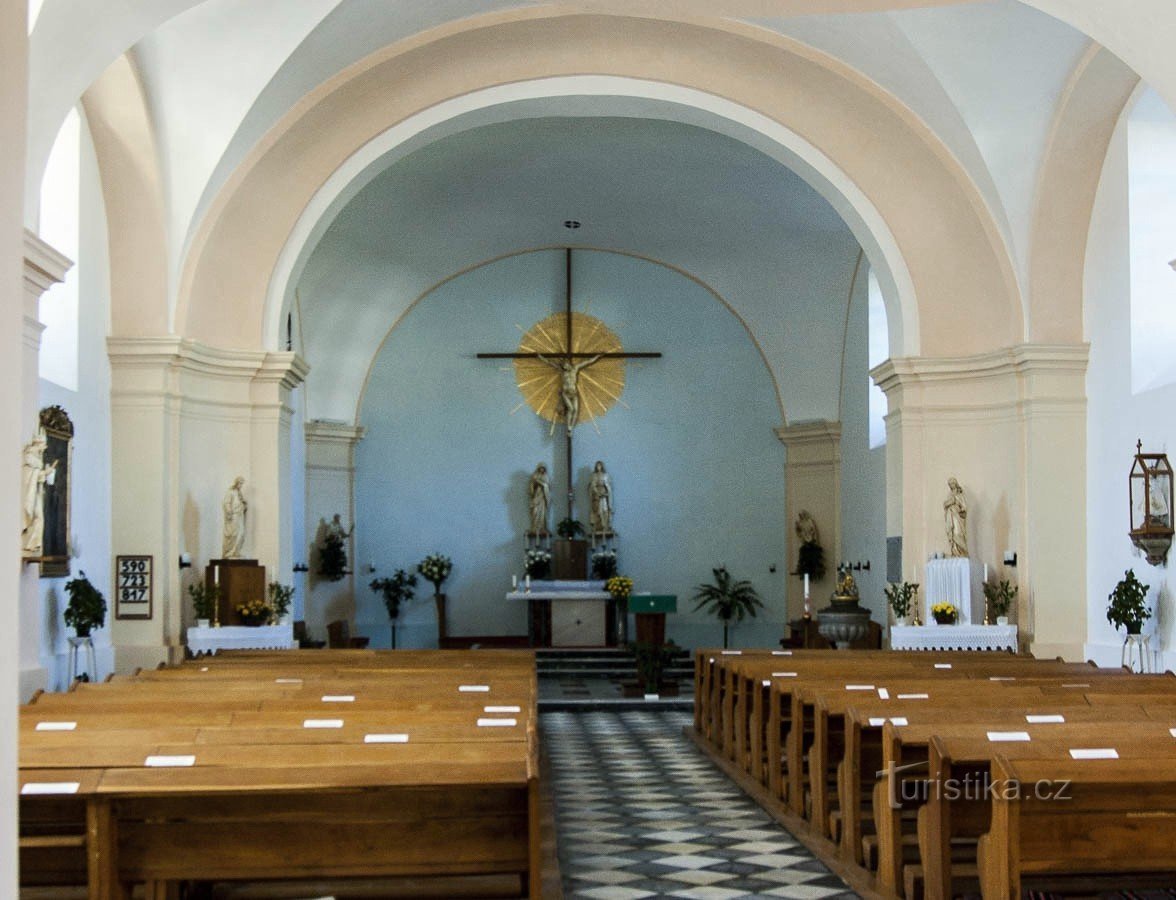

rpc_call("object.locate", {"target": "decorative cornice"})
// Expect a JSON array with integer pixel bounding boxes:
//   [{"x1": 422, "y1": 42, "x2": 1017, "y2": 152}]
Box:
[
  {"x1": 107, "y1": 336, "x2": 310, "y2": 387},
  {"x1": 23, "y1": 228, "x2": 72, "y2": 297},
  {"x1": 774, "y1": 419, "x2": 842, "y2": 448},
  {"x1": 871, "y1": 343, "x2": 1089, "y2": 393},
  {"x1": 304, "y1": 421, "x2": 366, "y2": 447}
]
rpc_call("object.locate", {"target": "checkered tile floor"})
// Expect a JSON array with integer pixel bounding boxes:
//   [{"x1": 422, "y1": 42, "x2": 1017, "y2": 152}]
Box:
[{"x1": 544, "y1": 710, "x2": 858, "y2": 899}]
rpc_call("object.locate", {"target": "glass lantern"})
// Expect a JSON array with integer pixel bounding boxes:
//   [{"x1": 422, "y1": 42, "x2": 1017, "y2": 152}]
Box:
[{"x1": 1129, "y1": 440, "x2": 1173, "y2": 565}]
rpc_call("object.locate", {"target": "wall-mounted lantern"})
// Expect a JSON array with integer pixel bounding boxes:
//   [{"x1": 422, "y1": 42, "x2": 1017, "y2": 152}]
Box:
[{"x1": 1129, "y1": 440, "x2": 1173, "y2": 565}]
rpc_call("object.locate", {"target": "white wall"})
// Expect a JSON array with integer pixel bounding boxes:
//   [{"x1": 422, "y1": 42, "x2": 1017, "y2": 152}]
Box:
[
  {"x1": 31, "y1": 110, "x2": 113, "y2": 693},
  {"x1": 1085, "y1": 97, "x2": 1176, "y2": 668}
]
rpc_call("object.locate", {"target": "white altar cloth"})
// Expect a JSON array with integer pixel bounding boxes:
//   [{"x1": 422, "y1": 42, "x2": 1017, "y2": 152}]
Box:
[
  {"x1": 891, "y1": 624, "x2": 1018, "y2": 652},
  {"x1": 924, "y1": 557, "x2": 981, "y2": 625},
  {"x1": 188, "y1": 624, "x2": 295, "y2": 655}
]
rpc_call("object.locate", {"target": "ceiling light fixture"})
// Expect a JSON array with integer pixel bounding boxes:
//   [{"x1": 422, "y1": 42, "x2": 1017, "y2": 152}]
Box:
[{"x1": 563, "y1": 220, "x2": 581, "y2": 229}]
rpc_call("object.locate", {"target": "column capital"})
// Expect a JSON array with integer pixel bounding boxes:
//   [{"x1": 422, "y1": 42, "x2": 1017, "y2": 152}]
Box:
[
  {"x1": 23, "y1": 228, "x2": 71, "y2": 299},
  {"x1": 305, "y1": 421, "x2": 365, "y2": 472},
  {"x1": 774, "y1": 420, "x2": 842, "y2": 468}
]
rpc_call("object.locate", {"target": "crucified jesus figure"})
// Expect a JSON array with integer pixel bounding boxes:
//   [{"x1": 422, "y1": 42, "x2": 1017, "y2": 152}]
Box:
[{"x1": 536, "y1": 353, "x2": 603, "y2": 432}]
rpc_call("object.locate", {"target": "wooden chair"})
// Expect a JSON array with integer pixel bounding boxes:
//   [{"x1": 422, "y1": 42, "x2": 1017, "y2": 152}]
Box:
[
  {"x1": 326, "y1": 619, "x2": 369, "y2": 649},
  {"x1": 292, "y1": 620, "x2": 325, "y2": 649}
]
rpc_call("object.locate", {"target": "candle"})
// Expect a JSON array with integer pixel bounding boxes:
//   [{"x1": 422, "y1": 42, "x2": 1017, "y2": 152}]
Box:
[
  {"x1": 984, "y1": 564, "x2": 989, "y2": 582},
  {"x1": 803, "y1": 573, "x2": 810, "y2": 599},
  {"x1": 525, "y1": 574, "x2": 531, "y2": 590},
  {"x1": 511, "y1": 575, "x2": 518, "y2": 590}
]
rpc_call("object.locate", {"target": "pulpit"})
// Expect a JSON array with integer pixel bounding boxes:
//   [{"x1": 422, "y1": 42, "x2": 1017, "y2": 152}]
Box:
[{"x1": 628, "y1": 594, "x2": 677, "y2": 646}]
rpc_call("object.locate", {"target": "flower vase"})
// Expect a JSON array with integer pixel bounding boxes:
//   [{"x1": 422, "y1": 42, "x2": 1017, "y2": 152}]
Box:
[
  {"x1": 996, "y1": 615, "x2": 1009, "y2": 626},
  {"x1": 196, "y1": 618, "x2": 210, "y2": 629}
]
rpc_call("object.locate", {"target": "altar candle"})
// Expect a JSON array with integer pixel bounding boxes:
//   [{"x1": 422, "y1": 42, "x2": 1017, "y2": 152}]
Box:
[
  {"x1": 525, "y1": 574, "x2": 531, "y2": 590},
  {"x1": 803, "y1": 573, "x2": 810, "y2": 599},
  {"x1": 984, "y1": 564, "x2": 989, "y2": 581},
  {"x1": 512, "y1": 574, "x2": 518, "y2": 590}
]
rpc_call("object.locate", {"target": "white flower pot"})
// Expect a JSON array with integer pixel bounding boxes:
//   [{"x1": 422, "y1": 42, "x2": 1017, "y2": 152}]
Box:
[
  {"x1": 196, "y1": 618, "x2": 210, "y2": 629},
  {"x1": 996, "y1": 615, "x2": 1009, "y2": 626}
]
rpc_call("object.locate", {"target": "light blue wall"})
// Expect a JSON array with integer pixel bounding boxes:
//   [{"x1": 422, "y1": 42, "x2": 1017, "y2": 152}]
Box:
[{"x1": 355, "y1": 249, "x2": 787, "y2": 649}]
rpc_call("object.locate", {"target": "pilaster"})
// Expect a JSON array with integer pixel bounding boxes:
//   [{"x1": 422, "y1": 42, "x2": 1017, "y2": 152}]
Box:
[
  {"x1": 775, "y1": 420, "x2": 841, "y2": 620},
  {"x1": 304, "y1": 422, "x2": 365, "y2": 641}
]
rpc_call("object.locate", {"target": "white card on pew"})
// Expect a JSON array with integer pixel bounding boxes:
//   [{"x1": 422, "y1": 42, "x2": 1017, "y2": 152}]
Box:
[
  {"x1": 1170, "y1": 728, "x2": 1176, "y2": 738},
  {"x1": 1027, "y1": 714, "x2": 1066, "y2": 724},
  {"x1": 1070, "y1": 748, "x2": 1118, "y2": 759},
  {"x1": 275, "y1": 678, "x2": 302, "y2": 684},
  {"x1": 773, "y1": 672, "x2": 798, "y2": 677},
  {"x1": 36, "y1": 721, "x2": 77, "y2": 731},
  {"x1": 846, "y1": 684, "x2": 875, "y2": 690},
  {"x1": 644, "y1": 694, "x2": 659, "y2": 701},
  {"x1": 200, "y1": 667, "x2": 209, "y2": 672},
  {"x1": 890, "y1": 717, "x2": 909, "y2": 726},
  {"x1": 877, "y1": 688, "x2": 890, "y2": 699},
  {"x1": 321, "y1": 695, "x2": 355, "y2": 702},
  {"x1": 989, "y1": 676, "x2": 1016, "y2": 681},
  {"x1": 762, "y1": 680, "x2": 771, "y2": 687},
  {"x1": 459, "y1": 685, "x2": 490, "y2": 692},
  {"x1": 145, "y1": 755, "x2": 196, "y2": 767},
  {"x1": 869, "y1": 717, "x2": 909, "y2": 727},
  {"x1": 898, "y1": 693, "x2": 929, "y2": 699},
  {"x1": 364, "y1": 733, "x2": 409, "y2": 743},
  {"x1": 987, "y1": 731, "x2": 1031, "y2": 742},
  {"x1": 721, "y1": 650, "x2": 742, "y2": 655},
  {"x1": 22, "y1": 782, "x2": 79, "y2": 795},
  {"x1": 303, "y1": 719, "x2": 344, "y2": 729},
  {"x1": 1061, "y1": 683, "x2": 1091, "y2": 688},
  {"x1": 772, "y1": 650, "x2": 793, "y2": 656},
  {"x1": 484, "y1": 706, "x2": 521, "y2": 714},
  {"x1": 934, "y1": 663, "x2": 952, "y2": 669},
  {"x1": 477, "y1": 718, "x2": 517, "y2": 727}
]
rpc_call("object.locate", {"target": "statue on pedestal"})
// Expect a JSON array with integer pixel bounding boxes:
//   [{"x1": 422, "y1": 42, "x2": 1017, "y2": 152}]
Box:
[
  {"x1": 21, "y1": 427, "x2": 56, "y2": 557},
  {"x1": 528, "y1": 464, "x2": 550, "y2": 535},
  {"x1": 222, "y1": 477, "x2": 247, "y2": 559},
  {"x1": 589, "y1": 460, "x2": 612, "y2": 535},
  {"x1": 944, "y1": 477, "x2": 968, "y2": 558}
]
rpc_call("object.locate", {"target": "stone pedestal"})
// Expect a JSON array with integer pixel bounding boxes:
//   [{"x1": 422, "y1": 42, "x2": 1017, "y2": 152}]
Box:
[
  {"x1": 207, "y1": 559, "x2": 266, "y2": 626},
  {"x1": 817, "y1": 597, "x2": 871, "y2": 650}
]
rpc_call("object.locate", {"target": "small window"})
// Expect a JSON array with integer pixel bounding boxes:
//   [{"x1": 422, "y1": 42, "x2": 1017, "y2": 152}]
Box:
[
  {"x1": 38, "y1": 108, "x2": 81, "y2": 391},
  {"x1": 867, "y1": 268, "x2": 889, "y2": 449}
]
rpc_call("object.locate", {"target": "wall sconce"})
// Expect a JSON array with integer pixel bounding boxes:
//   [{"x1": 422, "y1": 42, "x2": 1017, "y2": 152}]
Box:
[
  {"x1": 1129, "y1": 439, "x2": 1173, "y2": 565},
  {"x1": 293, "y1": 563, "x2": 309, "y2": 573},
  {"x1": 178, "y1": 553, "x2": 192, "y2": 570}
]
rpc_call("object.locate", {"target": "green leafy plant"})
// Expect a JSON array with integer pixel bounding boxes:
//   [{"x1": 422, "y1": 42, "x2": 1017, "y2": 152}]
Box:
[
  {"x1": 188, "y1": 581, "x2": 220, "y2": 621},
  {"x1": 318, "y1": 529, "x2": 347, "y2": 582},
  {"x1": 796, "y1": 542, "x2": 826, "y2": 580},
  {"x1": 267, "y1": 581, "x2": 294, "y2": 620},
  {"x1": 591, "y1": 549, "x2": 618, "y2": 580},
  {"x1": 631, "y1": 640, "x2": 678, "y2": 693},
  {"x1": 884, "y1": 581, "x2": 919, "y2": 619},
  {"x1": 556, "y1": 517, "x2": 585, "y2": 539},
  {"x1": 1107, "y1": 569, "x2": 1151, "y2": 633},
  {"x1": 982, "y1": 579, "x2": 1018, "y2": 618},
  {"x1": 63, "y1": 571, "x2": 107, "y2": 637},
  {"x1": 524, "y1": 548, "x2": 551, "y2": 579},
  {"x1": 692, "y1": 566, "x2": 764, "y2": 649},
  {"x1": 417, "y1": 553, "x2": 452, "y2": 594},
  {"x1": 371, "y1": 570, "x2": 417, "y2": 621}
]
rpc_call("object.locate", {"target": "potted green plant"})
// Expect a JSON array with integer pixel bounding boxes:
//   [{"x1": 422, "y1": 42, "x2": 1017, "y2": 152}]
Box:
[
  {"x1": 630, "y1": 640, "x2": 679, "y2": 695},
  {"x1": 417, "y1": 553, "x2": 452, "y2": 596},
  {"x1": 982, "y1": 579, "x2": 1018, "y2": 626},
  {"x1": 188, "y1": 581, "x2": 220, "y2": 628},
  {"x1": 556, "y1": 518, "x2": 585, "y2": 539},
  {"x1": 524, "y1": 548, "x2": 551, "y2": 579},
  {"x1": 884, "y1": 580, "x2": 919, "y2": 626},
  {"x1": 591, "y1": 549, "x2": 618, "y2": 580},
  {"x1": 268, "y1": 581, "x2": 294, "y2": 624},
  {"x1": 371, "y1": 569, "x2": 417, "y2": 649},
  {"x1": 931, "y1": 602, "x2": 958, "y2": 625},
  {"x1": 692, "y1": 566, "x2": 764, "y2": 649},
  {"x1": 1107, "y1": 569, "x2": 1151, "y2": 634},
  {"x1": 63, "y1": 571, "x2": 106, "y2": 638}
]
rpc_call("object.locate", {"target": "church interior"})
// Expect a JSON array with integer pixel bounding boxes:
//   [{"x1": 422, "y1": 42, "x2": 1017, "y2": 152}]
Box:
[{"x1": 7, "y1": 1, "x2": 1176, "y2": 897}]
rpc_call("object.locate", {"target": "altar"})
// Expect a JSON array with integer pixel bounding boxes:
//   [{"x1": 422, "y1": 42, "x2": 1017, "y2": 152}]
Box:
[
  {"x1": 891, "y1": 623, "x2": 1018, "y2": 652},
  {"x1": 187, "y1": 624, "x2": 295, "y2": 655},
  {"x1": 508, "y1": 580, "x2": 616, "y2": 647},
  {"x1": 923, "y1": 556, "x2": 983, "y2": 624}
]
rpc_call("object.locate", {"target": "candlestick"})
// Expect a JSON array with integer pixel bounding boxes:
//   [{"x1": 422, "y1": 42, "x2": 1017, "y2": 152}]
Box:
[{"x1": 512, "y1": 574, "x2": 518, "y2": 590}]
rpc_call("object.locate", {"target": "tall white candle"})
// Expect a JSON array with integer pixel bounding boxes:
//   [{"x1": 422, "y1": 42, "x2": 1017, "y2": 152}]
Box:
[
  {"x1": 525, "y1": 574, "x2": 531, "y2": 590},
  {"x1": 512, "y1": 574, "x2": 518, "y2": 590},
  {"x1": 803, "y1": 573, "x2": 810, "y2": 599},
  {"x1": 984, "y1": 564, "x2": 989, "y2": 581}
]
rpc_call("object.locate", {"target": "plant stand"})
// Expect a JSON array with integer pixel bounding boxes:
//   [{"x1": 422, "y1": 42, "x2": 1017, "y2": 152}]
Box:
[
  {"x1": 67, "y1": 634, "x2": 95, "y2": 683},
  {"x1": 1122, "y1": 632, "x2": 1154, "y2": 673}
]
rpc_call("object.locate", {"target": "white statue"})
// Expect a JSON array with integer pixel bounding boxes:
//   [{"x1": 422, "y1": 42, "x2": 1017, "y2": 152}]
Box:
[
  {"x1": 536, "y1": 353, "x2": 602, "y2": 433},
  {"x1": 21, "y1": 427, "x2": 57, "y2": 557},
  {"x1": 944, "y1": 477, "x2": 968, "y2": 557},
  {"x1": 222, "y1": 476, "x2": 248, "y2": 559},
  {"x1": 528, "y1": 463, "x2": 550, "y2": 535},
  {"x1": 589, "y1": 460, "x2": 612, "y2": 534}
]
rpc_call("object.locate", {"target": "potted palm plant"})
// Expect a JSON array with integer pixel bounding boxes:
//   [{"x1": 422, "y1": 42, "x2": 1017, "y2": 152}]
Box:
[
  {"x1": 1107, "y1": 569, "x2": 1151, "y2": 634},
  {"x1": 692, "y1": 566, "x2": 764, "y2": 649},
  {"x1": 63, "y1": 571, "x2": 106, "y2": 638}
]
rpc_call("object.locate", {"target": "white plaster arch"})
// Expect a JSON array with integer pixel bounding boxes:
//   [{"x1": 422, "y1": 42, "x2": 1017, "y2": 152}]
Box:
[{"x1": 264, "y1": 76, "x2": 920, "y2": 365}]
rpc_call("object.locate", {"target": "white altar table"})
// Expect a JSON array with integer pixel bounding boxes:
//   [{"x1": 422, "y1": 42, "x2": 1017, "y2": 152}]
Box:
[
  {"x1": 891, "y1": 623, "x2": 1018, "y2": 652},
  {"x1": 188, "y1": 624, "x2": 295, "y2": 655},
  {"x1": 924, "y1": 557, "x2": 982, "y2": 624},
  {"x1": 508, "y1": 580, "x2": 613, "y2": 647}
]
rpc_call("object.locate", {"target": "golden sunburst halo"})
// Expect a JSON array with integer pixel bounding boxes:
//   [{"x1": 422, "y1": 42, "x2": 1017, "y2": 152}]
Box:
[{"x1": 514, "y1": 312, "x2": 626, "y2": 427}]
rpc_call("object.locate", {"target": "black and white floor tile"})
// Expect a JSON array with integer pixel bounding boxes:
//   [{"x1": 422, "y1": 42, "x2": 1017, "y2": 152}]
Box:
[{"x1": 543, "y1": 710, "x2": 858, "y2": 899}]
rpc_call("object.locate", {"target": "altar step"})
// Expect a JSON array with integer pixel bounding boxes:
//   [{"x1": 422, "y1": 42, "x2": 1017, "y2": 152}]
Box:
[{"x1": 536, "y1": 647, "x2": 694, "y2": 710}]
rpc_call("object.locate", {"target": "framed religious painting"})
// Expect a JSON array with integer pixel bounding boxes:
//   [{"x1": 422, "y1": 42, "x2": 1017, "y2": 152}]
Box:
[
  {"x1": 115, "y1": 555, "x2": 153, "y2": 620},
  {"x1": 38, "y1": 406, "x2": 73, "y2": 578}
]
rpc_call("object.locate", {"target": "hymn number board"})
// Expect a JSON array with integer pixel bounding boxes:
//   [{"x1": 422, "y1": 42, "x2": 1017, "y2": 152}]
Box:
[{"x1": 115, "y1": 555, "x2": 153, "y2": 620}]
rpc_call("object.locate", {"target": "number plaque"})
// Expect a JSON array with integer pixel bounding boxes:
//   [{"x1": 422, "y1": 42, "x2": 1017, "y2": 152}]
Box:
[{"x1": 115, "y1": 555, "x2": 153, "y2": 620}]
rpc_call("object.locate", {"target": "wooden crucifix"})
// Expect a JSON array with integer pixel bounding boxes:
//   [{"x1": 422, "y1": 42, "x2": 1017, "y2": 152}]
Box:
[{"x1": 478, "y1": 248, "x2": 662, "y2": 520}]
